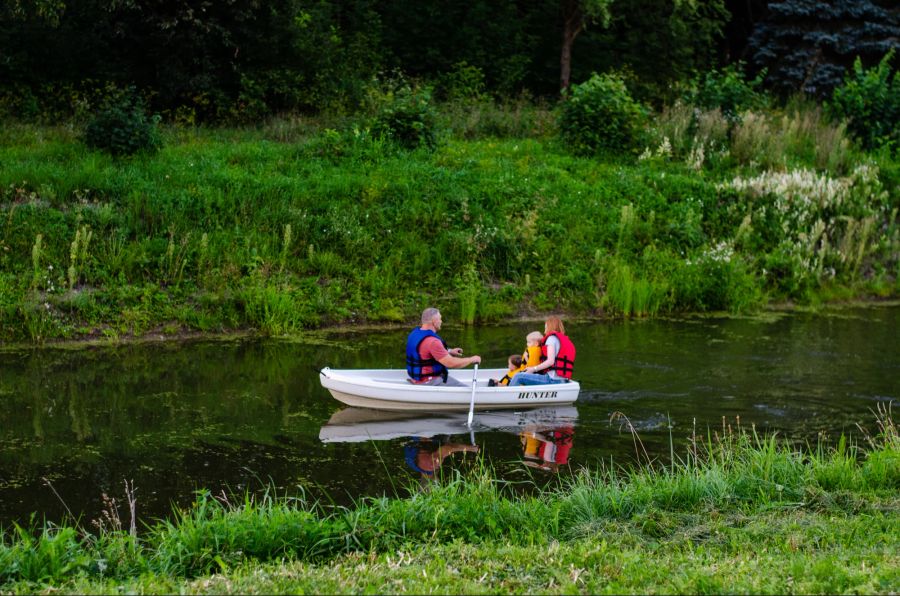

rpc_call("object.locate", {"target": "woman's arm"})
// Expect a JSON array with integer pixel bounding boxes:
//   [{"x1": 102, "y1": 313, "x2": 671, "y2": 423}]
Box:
[{"x1": 526, "y1": 340, "x2": 557, "y2": 373}]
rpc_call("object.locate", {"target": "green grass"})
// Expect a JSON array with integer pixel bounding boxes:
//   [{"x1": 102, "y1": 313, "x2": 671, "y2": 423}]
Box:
[
  {"x1": 0, "y1": 99, "x2": 898, "y2": 343},
  {"x1": 40, "y1": 516, "x2": 900, "y2": 594},
  {"x1": 2, "y1": 410, "x2": 898, "y2": 593}
]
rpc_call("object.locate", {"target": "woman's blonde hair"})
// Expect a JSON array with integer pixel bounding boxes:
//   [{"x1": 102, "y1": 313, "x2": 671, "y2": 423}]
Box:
[{"x1": 544, "y1": 315, "x2": 565, "y2": 334}]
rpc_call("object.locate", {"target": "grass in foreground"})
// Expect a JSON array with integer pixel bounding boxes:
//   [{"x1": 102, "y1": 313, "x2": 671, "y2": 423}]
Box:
[
  {"x1": 57, "y1": 512, "x2": 900, "y2": 595},
  {"x1": 1, "y1": 408, "x2": 898, "y2": 594}
]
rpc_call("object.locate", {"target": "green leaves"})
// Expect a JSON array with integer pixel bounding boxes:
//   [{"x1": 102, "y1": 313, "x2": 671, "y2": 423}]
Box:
[
  {"x1": 559, "y1": 73, "x2": 648, "y2": 155},
  {"x1": 84, "y1": 94, "x2": 162, "y2": 157},
  {"x1": 372, "y1": 85, "x2": 439, "y2": 151},
  {"x1": 686, "y1": 64, "x2": 767, "y2": 123},
  {"x1": 831, "y1": 50, "x2": 900, "y2": 152}
]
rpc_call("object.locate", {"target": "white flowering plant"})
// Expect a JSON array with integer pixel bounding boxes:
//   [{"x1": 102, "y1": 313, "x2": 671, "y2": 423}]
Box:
[{"x1": 719, "y1": 164, "x2": 892, "y2": 294}]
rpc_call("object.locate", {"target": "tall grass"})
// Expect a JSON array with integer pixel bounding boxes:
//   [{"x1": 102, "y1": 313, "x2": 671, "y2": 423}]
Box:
[
  {"x1": 148, "y1": 490, "x2": 343, "y2": 577},
  {"x1": 730, "y1": 101, "x2": 857, "y2": 175},
  {"x1": 2, "y1": 408, "x2": 896, "y2": 589},
  {"x1": 603, "y1": 262, "x2": 668, "y2": 318}
]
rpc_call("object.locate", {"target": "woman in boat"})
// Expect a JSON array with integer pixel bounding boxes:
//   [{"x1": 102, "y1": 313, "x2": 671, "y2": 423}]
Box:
[
  {"x1": 406, "y1": 307, "x2": 482, "y2": 386},
  {"x1": 521, "y1": 425, "x2": 575, "y2": 473},
  {"x1": 508, "y1": 315, "x2": 576, "y2": 386}
]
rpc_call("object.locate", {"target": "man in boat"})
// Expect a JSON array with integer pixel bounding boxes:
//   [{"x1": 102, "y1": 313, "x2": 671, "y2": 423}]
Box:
[
  {"x1": 404, "y1": 436, "x2": 479, "y2": 481},
  {"x1": 508, "y1": 315, "x2": 575, "y2": 386},
  {"x1": 406, "y1": 307, "x2": 481, "y2": 386}
]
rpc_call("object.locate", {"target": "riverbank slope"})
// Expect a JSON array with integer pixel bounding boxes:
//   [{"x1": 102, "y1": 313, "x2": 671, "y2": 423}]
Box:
[{"x1": 1, "y1": 104, "x2": 898, "y2": 345}]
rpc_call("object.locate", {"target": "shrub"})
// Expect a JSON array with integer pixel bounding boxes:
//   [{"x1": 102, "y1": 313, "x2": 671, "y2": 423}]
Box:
[
  {"x1": 687, "y1": 64, "x2": 766, "y2": 123},
  {"x1": 83, "y1": 94, "x2": 162, "y2": 157},
  {"x1": 437, "y1": 61, "x2": 487, "y2": 101},
  {"x1": 559, "y1": 73, "x2": 647, "y2": 155},
  {"x1": 830, "y1": 50, "x2": 900, "y2": 152},
  {"x1": 372, "y1": 85, "x2": 438, "y2": 151}
]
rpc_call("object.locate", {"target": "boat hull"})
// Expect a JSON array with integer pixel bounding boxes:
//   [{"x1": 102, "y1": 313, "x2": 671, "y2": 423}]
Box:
[
  {"x1": 319, "y1": 367, "x2": 579, "y2": 411},
  {"x1": 319, "y1": 405, "x2": 579, "y2": 442}
]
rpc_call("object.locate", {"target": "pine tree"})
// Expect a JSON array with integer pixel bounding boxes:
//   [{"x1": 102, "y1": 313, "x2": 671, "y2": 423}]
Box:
[{"x1": 748, "y1": 0, "x2": 900, "y2": 97}]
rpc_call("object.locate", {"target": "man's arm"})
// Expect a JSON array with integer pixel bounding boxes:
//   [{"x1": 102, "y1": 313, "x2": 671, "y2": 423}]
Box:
[
  {"x1": 438, "y1": 353, "x2": 481, "y2": 368},
  {"x1": 422, "y1": 337, "x2": 480, "y2": 369}
]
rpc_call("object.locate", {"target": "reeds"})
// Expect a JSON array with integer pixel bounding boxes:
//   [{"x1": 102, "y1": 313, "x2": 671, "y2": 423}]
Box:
[{"x1": 602, "y1": 261, "x2": 668, "y2": 318}]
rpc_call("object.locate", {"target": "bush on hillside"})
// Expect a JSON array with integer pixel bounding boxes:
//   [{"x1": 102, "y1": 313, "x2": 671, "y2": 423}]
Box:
[
  {"x1": 437, "y1": 62, "x2": 487, "y2": 102},
  {"x1": 84, "y1": 94, "x2": 162, "y2": 157},
  {"x1": 830, "y1": 50, "x2": 900, "y2": 152},
  {"x1": 559, "y1": 73, "x2": 647, "y2": 155},
  {"x1": 687, "y1": 64, "x2": 767, "y2": 123},
  {"x1": 372, "y1": 85, "x2": 438, "y2": 151}
]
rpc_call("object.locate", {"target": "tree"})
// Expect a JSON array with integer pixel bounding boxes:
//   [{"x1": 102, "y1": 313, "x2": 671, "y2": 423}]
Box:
[
  {"x1": 0, "y1": 0, "x2": 66, "y2": 25},
  {"x1": 557, "y1": 0, "x2": 727, "y2": 102},
  {"x1": 558, "y1": 0, "x2": 613, "y2": 92},
  {"x1": 719, "y1": 0, "x2": 770, "y2": 63},
  {"x1": 556, "y1": 0, "x2": 727, "y2": 99},
  {"x1": 748, "y1": 0, "x2": 900, "y2": 97},
  {"x1": 0, "y1": 0, "x2": 384, "y2": 119},
  {"x1": 375, "y1": 0, "x2": 533, "y2": 95}
]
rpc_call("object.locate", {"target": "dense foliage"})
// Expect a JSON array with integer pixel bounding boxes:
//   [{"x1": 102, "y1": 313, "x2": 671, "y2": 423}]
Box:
[
  {"x1": 748, "y1": 0, "x2": 900, "y2": 98},
  {"x1": 4, "y1": 0, "x2": 899, "y2": 121},
  {"x1": 83, "y1": 94, "x2": 162, "y2": 156},
  {"x1": 0, "y1": 0, "x2": 730, "y2": 120},
  {"x1": 831, "y1": 50, "x2": 900, "y2": 152},
  {"x1": 559, "y1": 73, "x2": 648, "y2": 154}
]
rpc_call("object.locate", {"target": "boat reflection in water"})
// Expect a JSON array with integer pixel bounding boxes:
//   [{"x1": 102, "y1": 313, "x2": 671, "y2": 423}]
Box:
[
  {"x1": 520, "y1": 426, "x2": 574, "y2": 473},
  {"x1": 319, "y1": 405, "x2": 578, "y2": 478}
]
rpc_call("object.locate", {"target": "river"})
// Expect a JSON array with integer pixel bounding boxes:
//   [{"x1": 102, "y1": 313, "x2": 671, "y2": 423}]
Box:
[{"x1": 1, "y1": 305, "x2": 897, "y2": 527}]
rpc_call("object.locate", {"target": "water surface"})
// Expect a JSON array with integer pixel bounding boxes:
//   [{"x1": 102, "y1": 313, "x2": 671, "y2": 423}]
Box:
[{"x1": 1, "y1": 306, "x2": 897, "y2": 527}]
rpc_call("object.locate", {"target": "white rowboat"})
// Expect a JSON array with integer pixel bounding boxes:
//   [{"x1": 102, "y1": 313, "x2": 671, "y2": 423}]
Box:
[
  {"x1": 319, "y1": 367, "x2": 580, "y2": 411},
  {"x1": 319, "y1": 405, "x2": 579, "y2": 443}
]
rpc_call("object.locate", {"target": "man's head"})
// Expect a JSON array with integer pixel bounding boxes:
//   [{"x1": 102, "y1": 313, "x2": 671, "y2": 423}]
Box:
[
  {"x1": 421, "y1": 307, "x2": 442, "y2": 330},
  {"x1": 526, "y1": 331, "x2": 543, "y2": 346}
]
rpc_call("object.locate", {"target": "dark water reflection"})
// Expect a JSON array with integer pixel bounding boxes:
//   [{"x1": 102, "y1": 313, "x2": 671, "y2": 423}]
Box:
[{"x1": 0, "y1": 306, "x2": 897, "y2": 527}]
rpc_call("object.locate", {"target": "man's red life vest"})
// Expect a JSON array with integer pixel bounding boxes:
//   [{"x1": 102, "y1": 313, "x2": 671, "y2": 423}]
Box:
[{"x1": 539, "y1": 331, "x2": 576, "y2": 379}]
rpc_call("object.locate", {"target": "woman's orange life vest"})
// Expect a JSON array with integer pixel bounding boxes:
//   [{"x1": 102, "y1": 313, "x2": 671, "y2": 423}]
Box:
[{"x1": 539, "y1": 332, "x2": 576, "y2": 379}]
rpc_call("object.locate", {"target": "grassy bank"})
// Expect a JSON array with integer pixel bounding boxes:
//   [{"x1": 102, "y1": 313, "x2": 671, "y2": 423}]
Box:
[
  {"x1": 2, "y1": 411, "x2": 897, "y2": 593},
  {"x1": 1, "y1": 100, "x2": 899, "y2": 344}
]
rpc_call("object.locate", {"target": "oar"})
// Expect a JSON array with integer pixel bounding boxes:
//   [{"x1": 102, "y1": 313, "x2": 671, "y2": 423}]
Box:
[{"x1": 466, "y1": 363, "x2": 479, "y2": 427}]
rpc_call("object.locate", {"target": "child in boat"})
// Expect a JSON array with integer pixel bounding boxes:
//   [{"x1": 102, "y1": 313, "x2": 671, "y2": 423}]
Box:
[
  {"x1": 491, "y1": 354, "x2": 523, "y2": 387},
  {"x1": 490, "y1": 331, "x2": 544, "y2": 386}
]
